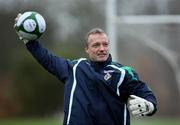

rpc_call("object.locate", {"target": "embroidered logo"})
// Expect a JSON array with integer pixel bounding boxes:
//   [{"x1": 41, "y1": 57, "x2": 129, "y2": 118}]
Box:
[{"x1": 104, "y1": 70, "x2": 114, "y2": 81}]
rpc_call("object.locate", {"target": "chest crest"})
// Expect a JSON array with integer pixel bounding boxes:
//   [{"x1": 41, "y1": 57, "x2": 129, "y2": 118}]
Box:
[{"x1": 103, "y1": 70, "x2": 114, "y2": 81}]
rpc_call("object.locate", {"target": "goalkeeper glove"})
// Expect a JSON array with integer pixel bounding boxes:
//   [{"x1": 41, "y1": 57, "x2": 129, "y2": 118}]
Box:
[
  {"x1": 127, "y1": 95, "x2": 154, "y2": 117},
  {"x1": 14, "y1": 13, "x2": 29, "y2": 44}
]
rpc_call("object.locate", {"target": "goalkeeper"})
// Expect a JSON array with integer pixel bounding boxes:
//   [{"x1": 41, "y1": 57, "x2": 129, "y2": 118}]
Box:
[{"x1": 14, "y1": 14, "x2": 157, "y2": 125}]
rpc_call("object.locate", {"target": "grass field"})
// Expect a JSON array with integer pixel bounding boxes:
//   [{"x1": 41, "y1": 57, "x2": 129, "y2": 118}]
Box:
[
  {"x1": 0, "y1": 117, "x2": 61, "y2": 125},
  {"x1": 0, "y1": 117, "x2": 179, "y2": 125},
  {"x1": 132, "y1": 117, "x2": 180, "y2": 125}
]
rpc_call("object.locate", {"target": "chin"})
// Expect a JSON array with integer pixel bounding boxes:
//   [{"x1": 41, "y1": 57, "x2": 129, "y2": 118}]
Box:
[{"x1": 97, "y1": 57, "x2": 108, "y2": 62}]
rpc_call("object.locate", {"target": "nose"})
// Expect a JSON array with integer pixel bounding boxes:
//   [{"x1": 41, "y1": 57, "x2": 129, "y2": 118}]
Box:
[{"x1": 99, "y1": 44, "x2": 105, "y2": 51}]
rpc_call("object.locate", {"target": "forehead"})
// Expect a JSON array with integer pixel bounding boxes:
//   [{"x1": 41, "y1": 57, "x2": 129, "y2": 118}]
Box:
[{"x1": 88, "y1": 33, "x2": 108, "y2": 43}]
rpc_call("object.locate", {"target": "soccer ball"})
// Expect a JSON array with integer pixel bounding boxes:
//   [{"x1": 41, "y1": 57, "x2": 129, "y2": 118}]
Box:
[{"x1": 15, "y1": 11, "x2": 46, "y2": 41}]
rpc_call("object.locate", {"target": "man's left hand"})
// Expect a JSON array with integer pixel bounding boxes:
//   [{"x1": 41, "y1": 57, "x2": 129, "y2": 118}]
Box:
[{"x1": 127, "y1": 95, "x2": 154, "y2": 117}]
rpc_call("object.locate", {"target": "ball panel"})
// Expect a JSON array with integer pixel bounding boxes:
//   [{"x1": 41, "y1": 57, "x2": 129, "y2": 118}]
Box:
[
  {"x1": 35, "y1": 14, "x2": 46, "y2": 33},
  {"x1": 23, "y1": 19, "x2": 36, "y2": 32},
  {"x1": 17, "y1": 12, "x2": 32, "y2": 27}
]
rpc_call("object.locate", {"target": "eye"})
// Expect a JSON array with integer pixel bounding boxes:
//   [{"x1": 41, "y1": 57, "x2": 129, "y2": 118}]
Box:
[
  {"x1": 92, "y1": 43, "x2": 100, "y2": 48},
  {"x1": 103, "y1": 42, "x2": 109, "y2": 47}
]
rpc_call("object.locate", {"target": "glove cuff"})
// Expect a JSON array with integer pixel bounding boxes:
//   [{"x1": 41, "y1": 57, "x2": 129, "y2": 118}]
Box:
[
  {"x1": 23, "y1": 39, "x2": 29, "y2": 44},
  {"x1": 145, "y1": 101, "x2": 154, "y2": 114}
]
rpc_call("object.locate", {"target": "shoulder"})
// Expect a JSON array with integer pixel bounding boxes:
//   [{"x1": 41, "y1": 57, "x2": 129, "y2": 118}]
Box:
[
  {"x1": 121, "y1": 66, "x2": 136, "y2": 73},
  {"x1": 109, "y1": 62, "x2": 138, "y2": 80},
  {"x1": 110, "y1": 61, "x2": 136, "y2": 73},
  {"x1": 108, "y1": 61, "x2": 124, "y2": 68},
  {"x1": 121, "y1": 66, "x2": 138, "y2": 81},
  {"x1": 69, "y1": 58, "x2": 87, "y2": 66}
]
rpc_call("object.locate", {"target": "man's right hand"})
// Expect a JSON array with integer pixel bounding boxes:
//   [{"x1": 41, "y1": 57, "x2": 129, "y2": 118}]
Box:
[{"x1": 14, "y1": 13, "x2": 29, "y2": 44}]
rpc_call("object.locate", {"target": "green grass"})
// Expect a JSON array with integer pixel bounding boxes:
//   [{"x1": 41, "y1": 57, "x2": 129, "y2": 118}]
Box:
[
  {"x1": 132, "y1": 117, "x2": 180, "y2": 125},
  {"x1": 0, "y1": 117, "x2": 179, "y2": 125},
  {"x1": 0, "y1": 117, "x2": 62, "y2": 125}
]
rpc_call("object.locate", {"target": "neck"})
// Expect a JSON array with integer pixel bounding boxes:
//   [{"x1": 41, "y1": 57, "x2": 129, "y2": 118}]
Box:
[{"x1": 90, "y1": 54, "x2": 112, "y2": 70}]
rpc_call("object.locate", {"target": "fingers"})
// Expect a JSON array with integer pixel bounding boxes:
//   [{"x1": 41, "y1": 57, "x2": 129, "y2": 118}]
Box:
[
  {"x1": 131, "y1": 106, "x2": 147, "y2": 115},
  {"x1": 129, "y1": 95, "x2": 140, "y2": 99},
  {"x1": 128, "y1": 100, "x2": 146, "y2": 116},
  {"x1": 14, "y1": 13, "x2": 21, "y2": 23},
  {"x1": 130, "y1": 104, "x2": 147, "y2": 118},
  {"x1": 14, "y1": 13, "x2": 22, "y2": 28},
  {"x1": 15, "y1": 13, "x2": 22, "y2": 21},
  {"x1": 128, "y1": 98, "x2": 142, "y2": 105},
  {"x1": 128, "y1": 95, "x2": 150, "y2": 117},
  {"x1": 17, "y1": 13, "x2": 22, "y2": 17},
  {"x1": 128, "y1": 101, "x2": 146, "y2": 110}
]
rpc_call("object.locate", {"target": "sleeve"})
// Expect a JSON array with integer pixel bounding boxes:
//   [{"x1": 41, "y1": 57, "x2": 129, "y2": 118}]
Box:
[
  {"x1": 121, "y1": 66, "x2": 157, "y2": 115},
  {"x1": 26, "y1": 40, "x2": 71, "y2": 82}
]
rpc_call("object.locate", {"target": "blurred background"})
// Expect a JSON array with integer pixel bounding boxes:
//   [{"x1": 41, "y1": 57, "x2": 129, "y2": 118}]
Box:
[{"x1": 0, "y1": 0, "x2": 180, "y2": 124}]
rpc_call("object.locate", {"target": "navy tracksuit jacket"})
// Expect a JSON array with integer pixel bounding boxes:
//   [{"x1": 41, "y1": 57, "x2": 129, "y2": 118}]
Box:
[{"x1": 26, "y1": 41, "x2": 157, "y2": 125}]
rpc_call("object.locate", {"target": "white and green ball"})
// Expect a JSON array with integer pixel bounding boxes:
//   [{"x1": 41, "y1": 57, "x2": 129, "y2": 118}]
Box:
[{"x1": 15, "y1": 11, "x2": 46, "y2": 40}]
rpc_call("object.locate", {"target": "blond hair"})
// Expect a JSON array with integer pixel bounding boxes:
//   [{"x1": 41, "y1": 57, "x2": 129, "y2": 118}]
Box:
[{"x1": 84, "y1": 28, "x2": 107, "y2": 47}]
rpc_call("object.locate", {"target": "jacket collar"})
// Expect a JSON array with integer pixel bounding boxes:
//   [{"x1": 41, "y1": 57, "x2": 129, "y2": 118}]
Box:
[{"x1": 90, "y1": 54, "x2": 112, "y2": 71}]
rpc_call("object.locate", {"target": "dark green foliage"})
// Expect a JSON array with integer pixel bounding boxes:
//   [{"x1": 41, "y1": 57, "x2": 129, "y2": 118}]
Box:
[{"x1": 13, "y1": 52, "x2": 64, "y2": 116}]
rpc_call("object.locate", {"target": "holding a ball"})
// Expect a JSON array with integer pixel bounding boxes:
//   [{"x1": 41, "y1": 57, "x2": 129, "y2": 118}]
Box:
[
  {"x1": 14, "y1": 11, "x2": 46, "y2": 43},
  {"x1": 13, "y1": 11, "x2": 157, "y2": 125}
]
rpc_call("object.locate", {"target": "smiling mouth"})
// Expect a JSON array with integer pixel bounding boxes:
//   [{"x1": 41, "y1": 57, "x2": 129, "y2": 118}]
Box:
[{"x1": 98, "y1": 53, "x2": 107, "y2": 57}]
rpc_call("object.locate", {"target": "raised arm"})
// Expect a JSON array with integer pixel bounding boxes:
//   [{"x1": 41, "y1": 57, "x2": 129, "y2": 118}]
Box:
[
  {"x1": 14, "y1": 12, "x2": 71, "y2": 82},
  {"x1": 26, "y1": 40, "x2": 70, "y2": 82}
]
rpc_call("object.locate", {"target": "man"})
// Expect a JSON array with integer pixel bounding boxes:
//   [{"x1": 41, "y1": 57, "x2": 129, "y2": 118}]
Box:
[{"x1": 14, "y1": 16, "x2": 157, "y2": 125}]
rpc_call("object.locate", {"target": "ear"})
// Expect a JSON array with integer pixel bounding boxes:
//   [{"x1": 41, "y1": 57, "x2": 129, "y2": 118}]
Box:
[{"x1": 85, "y1": 46, "x2": 89, "y2": 54}]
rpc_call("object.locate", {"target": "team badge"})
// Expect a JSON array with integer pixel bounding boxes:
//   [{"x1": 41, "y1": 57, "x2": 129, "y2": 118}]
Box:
[{"x1": 104, "y1": 70, "x2": 114, "y2": 81}]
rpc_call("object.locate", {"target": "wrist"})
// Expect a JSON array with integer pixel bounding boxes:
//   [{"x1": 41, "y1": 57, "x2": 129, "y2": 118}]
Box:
[
  {"x1": 145, "y1": 101, "x2": 155, "y2": 115},
  {"x1": 23, "y1": 39, "x2": 29, "y2": 44}
]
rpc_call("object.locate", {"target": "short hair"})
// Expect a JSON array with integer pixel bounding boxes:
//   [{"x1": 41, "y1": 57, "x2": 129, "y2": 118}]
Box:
[{"x1": 84, "y1": 28, "x2": 107, "y2": 47}]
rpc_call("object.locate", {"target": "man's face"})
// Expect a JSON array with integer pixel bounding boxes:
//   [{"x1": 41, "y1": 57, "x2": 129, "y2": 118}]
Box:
[{"x1": 85, "y1": 33, "x2": 109, "y2": 62}]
